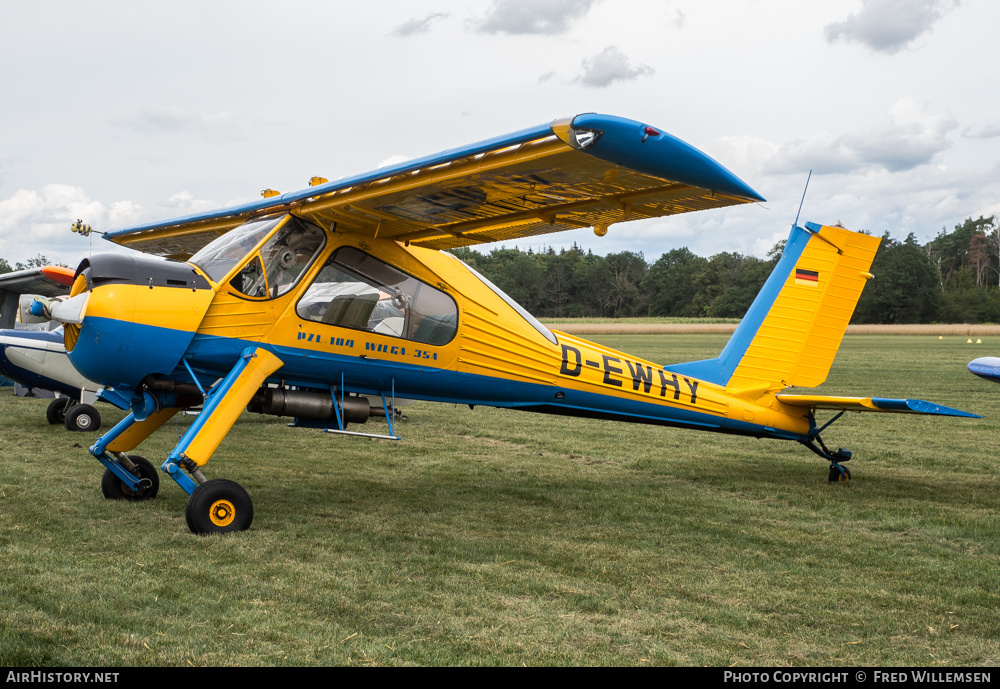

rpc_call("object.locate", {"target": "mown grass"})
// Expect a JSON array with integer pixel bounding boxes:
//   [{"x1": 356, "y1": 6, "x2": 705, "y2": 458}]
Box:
[{"x1": 0, "y1": 335, "x2": 998, "y2": 666}]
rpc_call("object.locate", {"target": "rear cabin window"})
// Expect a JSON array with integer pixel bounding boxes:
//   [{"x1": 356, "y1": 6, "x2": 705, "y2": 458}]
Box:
[{"x1": 297, "y1": 247, "x2": 458, "y2": 346}]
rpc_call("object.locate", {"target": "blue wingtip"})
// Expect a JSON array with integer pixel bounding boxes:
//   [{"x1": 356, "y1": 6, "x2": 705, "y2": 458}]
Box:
[
  {"x1": 871, "y1": 398, "x2": 981, "y2": 418},
  {"x1": 573, "y1": 113, "x2": 765, "y2": 202}
]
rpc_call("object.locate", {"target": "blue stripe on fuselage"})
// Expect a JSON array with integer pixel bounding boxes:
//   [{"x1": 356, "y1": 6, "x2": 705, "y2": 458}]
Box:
[
  {"x1": 68, "y1": 316, "x2": 196, "y2": 392},
  {"x1": 177, "y1": 332, "x2": 805, "y2": 441}
]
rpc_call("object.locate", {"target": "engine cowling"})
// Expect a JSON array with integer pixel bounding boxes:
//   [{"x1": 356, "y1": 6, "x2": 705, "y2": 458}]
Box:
[{"x1": 63, "y1": 254, "x2": 215, "y2": 396}]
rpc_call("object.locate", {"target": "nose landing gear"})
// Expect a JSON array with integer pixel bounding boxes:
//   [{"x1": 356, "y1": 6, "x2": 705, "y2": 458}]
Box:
[{"x1": 100, "y1": 454, "x2": 159, "y2": 500}]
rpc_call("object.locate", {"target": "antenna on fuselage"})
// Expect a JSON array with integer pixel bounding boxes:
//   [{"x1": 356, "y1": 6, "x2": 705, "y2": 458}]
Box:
[{"x1": 793, "y1": 170, "x2": 812, "y2": 229}]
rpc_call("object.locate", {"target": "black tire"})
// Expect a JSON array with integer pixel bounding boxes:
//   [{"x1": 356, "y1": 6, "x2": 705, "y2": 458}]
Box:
[
  {"x1": 46, "y1": 397, "x2": 71, "y2": 425},
  {"x1": 64, "y1": 403, "x2": 101, "y2": 432},
  {"x1": 185, "y1": 479, "x2": 254, "y2": 535},
  {"x1": 100, "y1": 456, "x2": 160, "y2": 501},
  {"x1": 828, "y1": 464, "x2": 852, "y2": 483}
]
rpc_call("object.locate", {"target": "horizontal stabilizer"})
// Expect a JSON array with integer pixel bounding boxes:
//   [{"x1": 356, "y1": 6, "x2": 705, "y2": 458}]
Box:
[{"x1": 776, "y1": 394, "x2": 979, "y2": 418}]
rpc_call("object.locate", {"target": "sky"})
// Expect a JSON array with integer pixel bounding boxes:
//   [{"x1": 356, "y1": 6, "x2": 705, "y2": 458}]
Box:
[{"x1": 1, "y1": 0, "x2": 998, "y2": 268}]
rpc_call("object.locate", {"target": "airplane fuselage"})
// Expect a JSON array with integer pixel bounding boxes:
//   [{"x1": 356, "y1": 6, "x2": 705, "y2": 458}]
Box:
[{"x1": 64, "y1": 215, "x2": 813, "y2": 446}]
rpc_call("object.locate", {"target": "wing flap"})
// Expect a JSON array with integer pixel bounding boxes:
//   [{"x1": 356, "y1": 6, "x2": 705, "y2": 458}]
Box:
[{"x1": 776, "y1": 394, "x2": 979, "y2": 418}]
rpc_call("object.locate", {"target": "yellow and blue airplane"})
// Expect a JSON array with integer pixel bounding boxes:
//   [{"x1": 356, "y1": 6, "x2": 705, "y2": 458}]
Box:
[{"x1": 50, "y1": 114, "x2": 976, "y2": 533}]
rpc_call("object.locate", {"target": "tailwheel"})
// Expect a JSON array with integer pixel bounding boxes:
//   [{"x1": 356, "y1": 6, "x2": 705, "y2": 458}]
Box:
[
  {"x1": 828, "y1": 463, "x2": 852, "y2": 483},
  {"x1": 46, "y1": 397, "x2": 72, "y2": 425},
  {"x1": 185, "y1": 479, "x2": 253, "y2": 534},
  {"x1": 101, "y1": 455, "x2": 160, "y2": 501},
  {"x1": 65, "y1": 403, "x2": 102, "y2": 432}
]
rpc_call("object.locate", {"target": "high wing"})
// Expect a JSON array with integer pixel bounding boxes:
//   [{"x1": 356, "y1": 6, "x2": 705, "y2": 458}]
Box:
[
  {"x1": 776, "y1": 394, "x2": 979, "y2": 418},
  {"x1": 102, "y1": 114, "x2": 765, "y2": 260},
  {"x1": 0, "y1": 266, "x2": 75, "y2": 329}
]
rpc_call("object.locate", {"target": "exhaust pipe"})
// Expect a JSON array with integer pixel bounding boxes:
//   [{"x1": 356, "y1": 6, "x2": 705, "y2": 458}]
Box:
[{"x1": 247, "y1": 388, "x2": 385, "y2": 425}]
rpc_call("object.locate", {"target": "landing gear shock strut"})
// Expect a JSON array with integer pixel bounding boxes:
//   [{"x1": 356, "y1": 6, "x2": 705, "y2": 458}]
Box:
[{"x1": 800, "y1": 411, "x2": 853, "y2": 482}]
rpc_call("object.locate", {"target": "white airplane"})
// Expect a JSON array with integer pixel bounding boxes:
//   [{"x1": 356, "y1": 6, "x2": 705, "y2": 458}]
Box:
[{"x1": 0, "y1": 266, "x2": 103, "y2": 431}]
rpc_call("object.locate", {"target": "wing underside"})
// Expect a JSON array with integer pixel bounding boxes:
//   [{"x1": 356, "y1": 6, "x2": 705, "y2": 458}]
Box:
[
  {"x1": 103, "y1": 114, "x2": 765, "y2": 259},
  {"x1": 0, "y1": 266, "x2": 75, "y2": 297}
]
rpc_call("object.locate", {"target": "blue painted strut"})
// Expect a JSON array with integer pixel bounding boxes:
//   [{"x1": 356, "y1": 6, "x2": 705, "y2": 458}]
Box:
[{"x1": 89, "y1": 412, "x2": 144, "y2": 491}]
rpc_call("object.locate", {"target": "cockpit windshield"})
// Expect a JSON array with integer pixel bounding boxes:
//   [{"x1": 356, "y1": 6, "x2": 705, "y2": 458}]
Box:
[
  {"x1": 190, "y1": 216, "x2": 285, "y2": 284},
  {"x1": 189, "y1": 214, "x2": 326, "y2": 299}
]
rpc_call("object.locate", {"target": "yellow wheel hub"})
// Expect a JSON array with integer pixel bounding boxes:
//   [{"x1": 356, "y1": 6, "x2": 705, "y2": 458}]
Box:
[{"x1": 209, "y1": 499, "x2": 236, "y2": 527}]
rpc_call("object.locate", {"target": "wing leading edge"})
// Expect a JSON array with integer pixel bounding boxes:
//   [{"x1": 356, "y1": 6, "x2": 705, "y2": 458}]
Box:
[{"x1": 104, "y1": 114, "x2": 765, "y2": 259}]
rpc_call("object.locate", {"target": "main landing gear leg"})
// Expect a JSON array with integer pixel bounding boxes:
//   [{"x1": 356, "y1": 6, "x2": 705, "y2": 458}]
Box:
[
  {"x1": 162, "y1": 347, "x2": 283, "y2": 535},
  {"x1": 90, "y1": 407, "x2": 182, "y2": 499}
]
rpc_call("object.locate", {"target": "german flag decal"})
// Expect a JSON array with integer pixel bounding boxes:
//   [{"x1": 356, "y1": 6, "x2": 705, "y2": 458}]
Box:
[{"x1": 795, "y1": 268, "x2": 819, "y2": 286}]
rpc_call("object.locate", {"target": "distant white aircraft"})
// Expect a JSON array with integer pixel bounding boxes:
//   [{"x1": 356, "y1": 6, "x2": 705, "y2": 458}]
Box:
[{"x1": 0, "y1": 266, "x2": 103, "y2": 431}]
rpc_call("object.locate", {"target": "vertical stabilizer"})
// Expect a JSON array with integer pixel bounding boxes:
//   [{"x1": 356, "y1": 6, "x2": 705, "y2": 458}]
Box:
[{"x1": 666, "y1": 223, "x2": 880, "y2": 391}]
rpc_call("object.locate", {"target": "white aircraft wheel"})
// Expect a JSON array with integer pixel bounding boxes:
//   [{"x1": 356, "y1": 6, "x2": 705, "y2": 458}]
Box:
[
  {"x1": 185, "y1": 479, "x2": 254, "y2": 535},
  {"x1": 46, "y1": 397, "x2": 72, "y2": 425},
  {"x1": 64, "y1": 403, "x2": 102, "y2": 432}
]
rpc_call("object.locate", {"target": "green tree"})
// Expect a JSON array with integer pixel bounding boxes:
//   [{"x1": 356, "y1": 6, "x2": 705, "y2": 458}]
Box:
[
  {"x1": 642, "y1": 248, "x2": 707, "y2": 317},
  {"x1": 690, "y1": 251, "x2": 776, "y2": 318},
  {"x1": 585, "y1": 251, "x2": 648, "y2": 317},
  {"x1": 853, "y1": 233, "x2": 939, "y2": 324}
]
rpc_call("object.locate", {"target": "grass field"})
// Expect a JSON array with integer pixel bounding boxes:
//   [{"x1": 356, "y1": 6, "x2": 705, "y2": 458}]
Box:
[{"x1": 1, "y1": 334, "x2": 998, "y2": 666}]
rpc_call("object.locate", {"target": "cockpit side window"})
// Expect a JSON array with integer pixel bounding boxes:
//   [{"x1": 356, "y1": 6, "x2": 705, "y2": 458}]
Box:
[{"x1": 297, "y1": 247, "x2": 458, "y2": 345}]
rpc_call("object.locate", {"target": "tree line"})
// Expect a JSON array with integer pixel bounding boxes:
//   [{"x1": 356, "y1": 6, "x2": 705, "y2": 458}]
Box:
[
  {"x1": 5, "y1": 216, "x2": 998, "y2": 324},
  {"x1": 0, "y1": 255, "x2": 53, "y2": 273},
  {"x1": 450, "y1": 215, "x2": 1000, "y2": 324}
]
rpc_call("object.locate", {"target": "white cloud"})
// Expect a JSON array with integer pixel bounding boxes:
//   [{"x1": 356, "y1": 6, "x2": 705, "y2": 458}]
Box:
[
  {"x1": 824, "y1": 0, "x2": 961, "y2": 54},
  {"x1": 964, "y1": 122, "x2": 1000, "y2": 139},
  {"x1": 763, "y1": 98, "x2": 957, "y2": 175},
  {"x1": 377, "y1": 154, "x2": 411, "y2": 169},
  {"x1": 158, "y1": 191, "x2": 221, "y2": 217},
  {"x1": 574, "y1": 46, "x2": 654, "y2": 88},
  {"x1": 475, "y1": 0, "x2": 597, "y2": 35},
  {"x1": 0, "y1": 185, "x2": 142, "y2": 265},
  {"x1": 393, "y1": 12, "x2": 448, "y2": 37}
]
